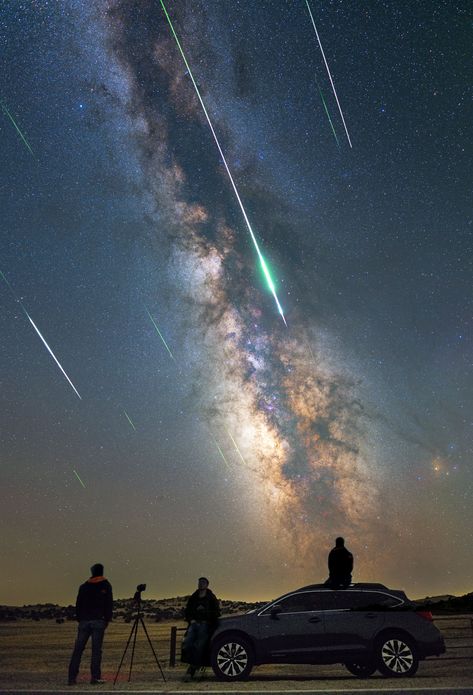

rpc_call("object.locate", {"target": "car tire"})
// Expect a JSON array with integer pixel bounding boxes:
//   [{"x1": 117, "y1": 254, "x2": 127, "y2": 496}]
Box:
[
  {"x1": 376, "y1": 633, "x2": 418, "y2": 677},
  {"x1": 344, "y1": 661, "x2": 377, "y2": 678},
  {"x1": 211, "y1": 635, "x2": 254, "y2": 681}
]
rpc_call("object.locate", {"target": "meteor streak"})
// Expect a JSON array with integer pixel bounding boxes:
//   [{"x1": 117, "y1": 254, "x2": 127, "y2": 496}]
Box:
[
  {"x1": 73, "y1": 469, "x2": 86, "y2": 488},
  {"x1": 1, "y1": 100, "x2": 35, "y2": 157},
  {"x1": 0, "y1": 271, "x2": 82, "y2": 400},
  {"x1": 227, "y1": 429, "x2": 250, "y2": 468},
  {"x1": 25, "y1": 311, "x2": 82, "y2": 400},
  {"x1": 315, "y1": 78, "x2": 340, "y2": 149},
  {"x1": 212, "y1": 435, "x2": 232, "y2": 470},
  {"x1": 123, "y1": 409, "x2": 137, "y2": 431},
  {"x1": 158, "y1": 0, "x2": 287, "y2": 325},
  {"x1": 145, "y1": 306, "x2": 176, "y2": 362},
  {"x1": 305, "y1": 0, "x2": 352, "y2": 148}
]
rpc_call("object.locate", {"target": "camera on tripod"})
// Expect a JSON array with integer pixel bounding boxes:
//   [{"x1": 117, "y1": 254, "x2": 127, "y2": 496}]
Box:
[
  {"x1": 133, "y1": 584, "x2": 146, "y2": 603},
  {"x1": 114, "y1": 583, "x2": 166, "y2": 684}
]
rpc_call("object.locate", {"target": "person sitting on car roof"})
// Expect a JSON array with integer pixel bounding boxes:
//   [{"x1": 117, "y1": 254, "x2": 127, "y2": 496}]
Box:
[{"x1": 325, "y1": 537, "x2": 353, "y2": 589}]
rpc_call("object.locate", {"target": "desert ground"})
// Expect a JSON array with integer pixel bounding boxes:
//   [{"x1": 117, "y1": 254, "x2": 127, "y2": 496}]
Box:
[{"x1": 1, "y1": 618, "x2": 472, "y2": 693}]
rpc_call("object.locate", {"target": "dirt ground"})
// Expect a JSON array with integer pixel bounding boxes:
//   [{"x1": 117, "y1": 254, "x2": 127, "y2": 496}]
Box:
[{"x1": 1, "y1": 620, "x2": 472, "y2": 692}]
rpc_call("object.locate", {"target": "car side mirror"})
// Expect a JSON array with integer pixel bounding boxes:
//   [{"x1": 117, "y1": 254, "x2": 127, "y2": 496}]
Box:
[{"x1": 270, "y1": 606, "x2": 282, "y2": 620}]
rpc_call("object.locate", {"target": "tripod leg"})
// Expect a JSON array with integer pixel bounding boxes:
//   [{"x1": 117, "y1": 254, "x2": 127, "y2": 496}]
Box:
[
  {"x1": 139, "y1": 617, "x2": 167, "y2": 682},
  {"x1": 128, "y1": 615, "x2": 139, "y2": 682},
  {"x1": 113, "y1": 618, "x2": 138, "y2": 685}
]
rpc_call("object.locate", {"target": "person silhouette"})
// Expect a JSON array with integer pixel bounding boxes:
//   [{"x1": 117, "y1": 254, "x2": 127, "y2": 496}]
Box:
[
  {"x1": 68, "y1": 563, "x2": 113, "y2": 685},
  {"x1": 182, "y1": 577, "x2": 220, "y2": 680},
  {"x1": 326, "y1": 537, "x2": 353, "y2": 589}
]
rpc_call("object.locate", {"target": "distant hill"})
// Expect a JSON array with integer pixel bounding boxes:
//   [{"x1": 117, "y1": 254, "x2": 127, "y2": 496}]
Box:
[
  {"x1": 0, "y1": 596, "x2": 266, "y2": 622},
  {"x1": 1, "y1": 591, "x2": 472, "y2": 622},
  {"x1": 414, "y1": 592, "x2": 473, "y2": 613}
]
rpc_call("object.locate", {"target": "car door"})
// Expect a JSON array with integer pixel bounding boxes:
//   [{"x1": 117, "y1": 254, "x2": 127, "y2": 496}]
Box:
[
  {"x1": 256, "y1": 590, "x2": 330, "y2": 662},
  {"x1": 323, "y1": 590, "x2": 390, "y2": 658}
]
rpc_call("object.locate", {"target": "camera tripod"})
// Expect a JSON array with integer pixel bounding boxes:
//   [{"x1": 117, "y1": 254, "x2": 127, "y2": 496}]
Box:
[{"x1": 113, "y1": 585, "x2": 166, "y2": 684}]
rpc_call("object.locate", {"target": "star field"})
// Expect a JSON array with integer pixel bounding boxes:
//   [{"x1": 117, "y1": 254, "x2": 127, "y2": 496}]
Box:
[{"x1": 0, "y1": 0, "x2": 472, "y2": 604}]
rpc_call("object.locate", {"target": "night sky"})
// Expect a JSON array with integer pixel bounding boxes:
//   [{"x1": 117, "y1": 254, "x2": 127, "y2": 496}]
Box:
[{"x1": 1, "y1": 1, "x2": 472, "y2": 606}]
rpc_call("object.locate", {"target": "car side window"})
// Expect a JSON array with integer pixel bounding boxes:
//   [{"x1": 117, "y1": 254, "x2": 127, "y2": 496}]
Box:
[
  {"x1": 365, "y1": 592, "x2": 403, "y2": 609},
  {"x1": 330, "y1": 592, "x2": 364, "y2": 611},
  {"x1": 262, "y1": 591, "x2": 330, "y2": 614},
  {"x1": 331, "y1": 591, "x2": 402, "y2": 611}
]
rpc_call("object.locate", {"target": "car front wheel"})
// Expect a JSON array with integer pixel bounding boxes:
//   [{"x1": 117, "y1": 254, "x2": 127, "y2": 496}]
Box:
[
  {"x1": 344, "y1": 661, "x2": 376, "y2": 678},
  {"x1": 211, "y1": 635, "x2": 254, "y2": 681},
  {"x1": 377, "y1": 634, "x2": 418, "y2": 677}
]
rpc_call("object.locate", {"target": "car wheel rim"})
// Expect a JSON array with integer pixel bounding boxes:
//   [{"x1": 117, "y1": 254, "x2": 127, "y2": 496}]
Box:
[
  {"x1": 217, "y1": 642, "x2": 248, "y2": 677},
  {"x1": 381, "y1": 639, "x2": 414, "y2": 673}
]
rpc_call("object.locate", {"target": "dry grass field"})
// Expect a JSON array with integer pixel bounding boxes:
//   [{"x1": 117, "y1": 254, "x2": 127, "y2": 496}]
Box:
[{"x1": 1, "y1": 618, "x2": 473, "y2": 691}]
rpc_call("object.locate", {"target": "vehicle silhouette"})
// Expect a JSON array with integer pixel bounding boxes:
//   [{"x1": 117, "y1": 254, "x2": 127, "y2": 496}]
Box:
[{"x1": 209, "y1": 583, "x2": 445, "y2": 680}]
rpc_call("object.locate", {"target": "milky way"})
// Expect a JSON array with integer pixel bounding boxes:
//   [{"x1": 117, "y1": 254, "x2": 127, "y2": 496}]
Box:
[
  {"x1": 1, "y1": 0, "x2": 472, "y2": 604},
  {"x1": 103, "y1": 0, "x2": 386, "y2": 574}
]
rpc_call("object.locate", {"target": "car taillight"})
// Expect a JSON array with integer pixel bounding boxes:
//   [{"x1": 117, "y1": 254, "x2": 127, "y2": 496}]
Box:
[{"x1": 416, "y1": 610, "x2": 433, "y2": 622}]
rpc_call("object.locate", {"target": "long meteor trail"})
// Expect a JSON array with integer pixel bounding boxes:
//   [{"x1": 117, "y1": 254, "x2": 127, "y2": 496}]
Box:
[
  {"x1": 315, "y1": 78, "x2": 340, "y2": 149},
  {"x1": 0, "y1": 271, "x2": 82, "y2": 400},
  {"x1": 145, "y1": 306, "x2": 176, "y2": 362},
  {"x1": 73, "y1": 469, "x2": 86, "y2": 488},
  {"x1": 159, "y1": 0, "x2": 287, "y2": 326},
  {"x1": 305, "y1": 0, "x2": 352, "y2": 148},
  {"x1": 1, "y1": 101, "x2": 35, "y2": 157},
  {"x1": 227, "y1": 429, "x2": 250, "y2": 468},
  {"x1": 123, "y1": 409, "x2": 137, "y2": 431},
  {"x1": 212, "y1": 435, "x2": 232, "y2": 471}
]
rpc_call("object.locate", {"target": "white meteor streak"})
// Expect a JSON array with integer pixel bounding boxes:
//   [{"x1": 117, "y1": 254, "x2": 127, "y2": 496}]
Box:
[
  {"x1": 159, "y1": 0, "x2": 287, "y2": 325},
  {"x1": 25, "y1": 310, "x2": 82, "y2": 400},
  {"x1": 1, "y1": 270, "x2": 82, "y2": 400},
  {"x1": 305, "y1": 0, "x2": 353, "y2": 148}
]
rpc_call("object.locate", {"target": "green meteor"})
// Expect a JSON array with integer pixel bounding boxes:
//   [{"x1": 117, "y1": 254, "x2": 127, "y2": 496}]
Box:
[
  {"x1": 315, "y1": 78, "x2": 340, "y2": 149},
  {"x1": 1, "y1": 100, "x2": 35, "y2": 157},
  {"x1": 158, "y1": 0, "x2": 287, "y2": 326},
  {"x1": 305, "y1": 0, "x2": 352, "y2": 148},
  {"x1": 145, "y1": 306, "x2": 176, "y2": 362},
  {"x1": 123, "y1": 409, "x2": 137, "y2": 431},
  {"x1": 212, "y1": 435, "x2": 232, "y2": 471},
  {"x1": 73, "y1": 469, "x2": 86, "y2": 488}
]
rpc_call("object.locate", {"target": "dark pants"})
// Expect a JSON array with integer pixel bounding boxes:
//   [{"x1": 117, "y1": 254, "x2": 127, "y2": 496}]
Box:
[
  {"x1": 68, "y1": 619, "x2": 106, "y2": 682},
  {"x1": 182, "y1": 621, "x2": 210, "y2": 667}
]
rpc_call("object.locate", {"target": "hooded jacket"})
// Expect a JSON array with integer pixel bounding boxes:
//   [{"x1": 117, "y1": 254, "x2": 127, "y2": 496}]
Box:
[
  {"x1": 328, "y1": 546, "x2": 353, "y2": 580},
  {"x1": 185, "y1": 589, "x2": 220, "y2": 626},
  {"x1": 75, "y1": 576, "x2": 113, "y2": 622}
]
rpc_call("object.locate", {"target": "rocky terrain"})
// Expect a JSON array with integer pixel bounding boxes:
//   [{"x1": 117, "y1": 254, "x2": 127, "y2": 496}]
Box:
[
  {"x1": 1, "y1": 591, "x2": 472, "y2": 622},
  {"x1": 0, "y1": 596, "x2": 266, "y2": 622},
  {"x1": 415, "y1": 591, "x2": 473, "y2": 613}
]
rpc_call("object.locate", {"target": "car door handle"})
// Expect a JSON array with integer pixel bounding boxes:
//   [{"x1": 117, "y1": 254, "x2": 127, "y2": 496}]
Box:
[
  {"x1": 365, "y1": 613, "x2": 377, "y2": 619},
  {"x1": 308, "y1": 616, "x2": 321, "y2": 623}
]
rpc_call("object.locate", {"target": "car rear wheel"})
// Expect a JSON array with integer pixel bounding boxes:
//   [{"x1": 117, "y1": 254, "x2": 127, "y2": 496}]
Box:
[
  {"x1": 211, "y1": 635, "x2": 254, "y2": 681},
  {"x1": 377, "y1": 634, "x2": 418, "y2": 677},
  {"x1": 344, "y1": 661, "x2": 376, "y2": 678}
]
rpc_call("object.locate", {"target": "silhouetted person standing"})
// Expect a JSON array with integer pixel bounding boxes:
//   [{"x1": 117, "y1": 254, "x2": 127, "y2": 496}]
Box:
[
  {"x1": 68, "y1": 563, "x2": 113, "y2": 685},
  {"x1": 182, "y1": 577, "x2": 220, "y2": 680},
  {"x1": 327, "y1": 537, "x2": 353, "y2": 589}
]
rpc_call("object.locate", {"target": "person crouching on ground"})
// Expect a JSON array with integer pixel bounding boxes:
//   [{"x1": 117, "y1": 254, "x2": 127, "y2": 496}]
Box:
[
  {"x1": 183, "y1": 577, "x2": 220, "y2": 680},
  {"x1": 68, "y1": 563, "x2": 113, "y2": 685}
]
